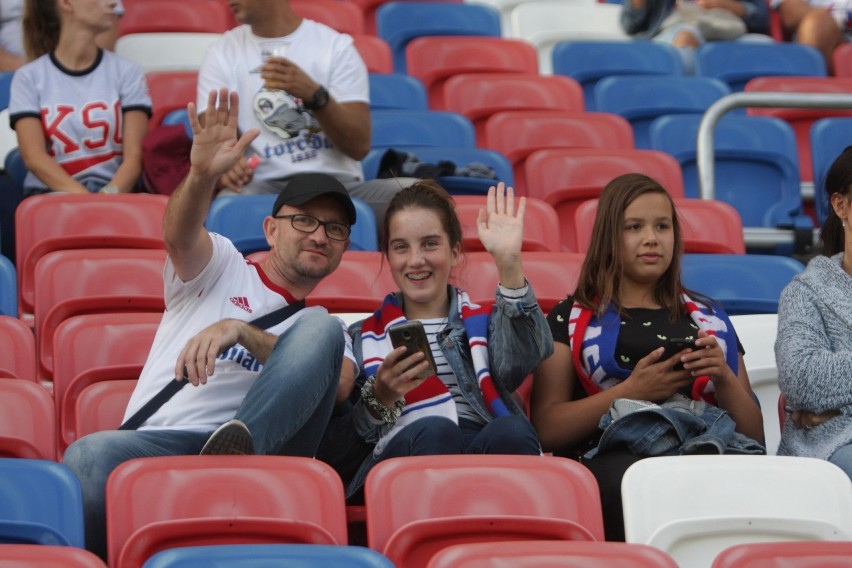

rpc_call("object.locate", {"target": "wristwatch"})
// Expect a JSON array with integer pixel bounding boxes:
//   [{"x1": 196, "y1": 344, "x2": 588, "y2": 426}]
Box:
[
  {"x1": 361, "y1": 375, "x2": 405, "y2": 424},
  {"x1": 303, "y1": 85, "x2": 329, "y2": 111}
]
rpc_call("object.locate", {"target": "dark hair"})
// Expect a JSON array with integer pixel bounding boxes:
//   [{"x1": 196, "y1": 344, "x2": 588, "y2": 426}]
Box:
[
  {"x1": 574, "y1": 173, "x2": 687, "y2": 319},
  {"x1": 23, "y1": 0, "x2": 61, "y2": 59},
  {"x1": 380, "y1": 179, "x2": 463, "y2": 254},
  {"x1": 819, "y1": 145, "x2": 852, "y2": 257}
]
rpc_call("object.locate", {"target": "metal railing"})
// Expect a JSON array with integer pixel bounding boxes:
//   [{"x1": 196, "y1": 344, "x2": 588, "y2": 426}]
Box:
[{"x1": 697, "y1": 92, "x2": 852, "y2": 249}]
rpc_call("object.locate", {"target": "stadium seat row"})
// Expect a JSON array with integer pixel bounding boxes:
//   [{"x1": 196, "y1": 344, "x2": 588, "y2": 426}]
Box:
[{"x1": 1, "y1": 452, "x2": 851, "y2": 567}]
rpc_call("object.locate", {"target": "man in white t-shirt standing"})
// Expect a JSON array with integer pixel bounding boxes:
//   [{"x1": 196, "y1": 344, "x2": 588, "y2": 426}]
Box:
[
  {"x1": 63, "y1": 89, "x2": 358, "y2": 560},
  {"x1": 196, "y1": 0, "x2": 411, "y2": 227}
]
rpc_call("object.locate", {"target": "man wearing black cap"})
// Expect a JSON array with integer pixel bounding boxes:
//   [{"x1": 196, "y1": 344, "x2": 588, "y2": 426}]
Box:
[{"x1": 63, "y1": 89, "x2": 358, "y2": 560}]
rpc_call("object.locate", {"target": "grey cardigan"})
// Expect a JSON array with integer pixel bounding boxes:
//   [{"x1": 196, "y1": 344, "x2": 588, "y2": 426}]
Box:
[{"x1": 775, "y1": 253, "x2": 852, "y2": 460}]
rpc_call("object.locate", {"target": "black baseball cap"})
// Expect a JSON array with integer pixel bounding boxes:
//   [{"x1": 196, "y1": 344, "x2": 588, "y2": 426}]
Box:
[{"x1": 271, "y1": 173, "x2": 357, "y2": 225}]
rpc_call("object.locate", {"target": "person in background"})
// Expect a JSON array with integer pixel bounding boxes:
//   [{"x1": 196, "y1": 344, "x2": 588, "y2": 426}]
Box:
[
  {"x1": 771, "y1": 0, "x2": 847, "y2": 74},
  {"x1": 317, "y1": 180, "x2": 552, "y2": 501},
  {"x1": 0, "y1": 0, "x2": 122, "y2": 71},
  {"x1": 9, "y1": 0, "x2": 148, "y2": 195},
  {"x1": 621, "y1": 0, "x2": 770, "y2": 73},
  {"x1": 776, "y1": 145, "x2": 852, "y2": 479},
  {"x1": 531, "y1": 173, "x2": 764, "y2": 541},
  {"x1": 196, "y1": 0, "x2": 414, "y2": 225}
]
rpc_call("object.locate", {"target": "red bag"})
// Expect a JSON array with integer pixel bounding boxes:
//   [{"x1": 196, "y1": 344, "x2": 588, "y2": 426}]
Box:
[{"x1": 141, "y1": 124, "x2": 192, "y2": 195}]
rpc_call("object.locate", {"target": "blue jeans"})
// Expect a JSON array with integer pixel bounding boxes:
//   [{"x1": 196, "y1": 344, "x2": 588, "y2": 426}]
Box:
[
  {"x1": 345, "y1": 414, "x2": 540, "y2": 502},
  {"x1": 62, "y1": 310, "x2": 343, "y2": 559},
  {"x1": 829, "y1": 444, "x2": 852, "y2": 480}
]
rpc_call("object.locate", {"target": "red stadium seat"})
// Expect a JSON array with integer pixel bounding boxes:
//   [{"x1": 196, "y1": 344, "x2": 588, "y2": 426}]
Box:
[
  {"x1": 304, "y1": 251, "x2": 396, "y2": 313},
  {"x1": 428, "y1": 541, "x2": 678, "y2": 568},
  {"x1": 460, "y1": 251, "x2": 581, "y2": 313},
  {"x1": 365, "y1": 455, "x2": 604, "y2": 567},
  {"x1": 119, "y1": 0, "x2": 232, "y2": 35},
  {"x1": 15, "y1": 193, "x2": 167, "y2": 322},
  {"x1": 833, "y1": 42, "x2": 852, "y2": 78},
  {"x1": 352, "y1": 34, "x2": 393, "y2": 74},
  {"x1": 106, "y1": 456, "x2": 348, "y2": 568},
  {"x1": 292, "y1": 0, "x2": 365, "y2": 35},
  {"x1": 73, "y1": 378, "x2": 138, "y2": 444},
  {"x1": 523, "y1": 148, "x2": 684, "y2": 252},
  {"x1": 146, "y1": 71, "x2": 198, "y2": 128},
  {"x1": 482, "y1": 110, "x2": 635, "y2": 195},
  {"x1": 52, "y1": 312, "x2": 160, "y2": 457},
  {"x1": 406, "y1": 36, "x2": 538, "y2": 109},
  {"x1": 0, "y1": 315, "x2": 36, "y2": 381},
  {"x1": 0, "y1": 545, "x2": 107, "y2": 567},
  {"x1": 713, "y1": 541, "x2": 852, "y2": 568},
  {"x1": 33, "y1": 248, "x2": 166, "y2": 382},
  {"x1": 0, "y1": 378, "x2": 55, "y2": 460},
  {"x1": 453, "y1": 195, "x2": 561, "y2": 253},
  {"x1": 574, "y1": 197, "x2": 746, "y2": 255},
  {"x1": 442, "y1": 73, "x2": 584, "y2": 145}
]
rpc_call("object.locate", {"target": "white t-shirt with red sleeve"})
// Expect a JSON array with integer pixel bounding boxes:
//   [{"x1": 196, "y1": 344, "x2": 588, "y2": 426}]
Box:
[{"x1": 123, "y1": 233, "x2": 354, "y2": 432}]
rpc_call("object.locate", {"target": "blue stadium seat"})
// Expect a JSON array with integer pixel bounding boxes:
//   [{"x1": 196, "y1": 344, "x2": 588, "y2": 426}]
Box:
[
  {"x1": 0, "y1": 458, "x2": 85, "y2": 547},
  {"x1": 811, "y1": 117, "x2": 852, "y2": 225},
  {"x1": 594, "y1": 75, "x2": 730, "y2": 148},
  {"x1": 649, "y1": 113, "x2": 811, "y2": 244},
  {"x1": 376, "y1": 2, "x2": 501, "y2": 73},
  {"x1": 696, "y1": 41, "x2": 826, "y2": 92},
  {"x1": 1, "y1": 149, "x2": 25, "y2": 265},
  {"x1": 0, "y1": 72, "x2": 13, "y2": 111},
  {"x1": 4, "y1": 147, "x2": 26, "y2": 193},
  {"x1": 551, "y1": 40, "x2": 683, "y2": 111},
  {"x1": 206, "y1": 194, "x2": 378, "y2": 253},
  {"x1": 0, "y1": 254, "x2": 15, "y2": 317},
  {"x1": 682, "y1": 253, "x2": 805, "y2": 314},
  {"x1": 142, "y1": 544, "x2": 394, "y2": 568},
  {"x1": 368, "y1": 73, "x2": 428, "y2": 110},
  {"x1": 361, "y1": 145, "x2": 514, "y2": 195},
  {"x1": 371, "y1": 109, "x2": 476, "y2": 149}
]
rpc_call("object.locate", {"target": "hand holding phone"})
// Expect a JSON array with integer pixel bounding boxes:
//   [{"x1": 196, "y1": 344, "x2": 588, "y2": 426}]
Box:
[
  {"x1": 662, "y1": 337, "x2": 697, "y2": 370},
  {"x1": 389, "y1": 321, "x2": 438, "y2": 379}
]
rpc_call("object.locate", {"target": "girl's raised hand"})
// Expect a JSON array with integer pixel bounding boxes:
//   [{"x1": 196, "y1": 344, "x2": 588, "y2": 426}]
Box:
[{"x1": 477, "y1": 183, "x2": 527, "y2": 288}]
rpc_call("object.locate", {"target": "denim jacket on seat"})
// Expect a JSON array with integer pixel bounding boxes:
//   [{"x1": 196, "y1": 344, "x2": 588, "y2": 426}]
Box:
[{"x1": 585, "y1": 394, "x2": 766, "y2": 459}]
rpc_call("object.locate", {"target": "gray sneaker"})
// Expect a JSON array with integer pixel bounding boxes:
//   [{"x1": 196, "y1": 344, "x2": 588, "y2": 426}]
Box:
[{"x1": 200, "y1": 419, "x2": 254, "y2": 455}]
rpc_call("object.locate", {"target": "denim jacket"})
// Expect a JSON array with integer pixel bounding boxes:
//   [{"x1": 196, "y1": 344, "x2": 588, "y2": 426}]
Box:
[
  {"x1": 585, "y1": 395, "x2": 766, "y2": 459},
  {"x1": 315, "y1": 284, "x2": 553, "y2": 485}
]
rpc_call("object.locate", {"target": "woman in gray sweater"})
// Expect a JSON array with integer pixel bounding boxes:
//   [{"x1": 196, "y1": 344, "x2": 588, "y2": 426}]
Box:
[{"x1": 776, "y1": 145, "x2": 852, "y2": 479}]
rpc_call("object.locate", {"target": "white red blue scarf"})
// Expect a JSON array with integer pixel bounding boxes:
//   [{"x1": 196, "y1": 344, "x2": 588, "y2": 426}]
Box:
[
  {"x1": 568, "y1": 293, "x2": 738, "y2": 404},
  {"x1": 360, "y1": 290, "x2": 509, "y2": 453}
]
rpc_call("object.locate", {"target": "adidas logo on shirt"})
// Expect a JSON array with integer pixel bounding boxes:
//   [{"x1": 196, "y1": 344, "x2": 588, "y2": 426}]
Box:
[{"x1": 230, "y1": 297, "x2": 253, "y2": 313}]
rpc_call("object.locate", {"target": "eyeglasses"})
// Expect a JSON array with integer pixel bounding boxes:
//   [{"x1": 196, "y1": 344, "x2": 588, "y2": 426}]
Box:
[{"x1": 274, "y1": 214, "x2": 351, "y2": 241}]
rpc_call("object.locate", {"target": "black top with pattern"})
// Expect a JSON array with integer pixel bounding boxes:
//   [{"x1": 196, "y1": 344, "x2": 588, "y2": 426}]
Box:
[{"x1": 547, "y1": 297, "x2": 744, "y2": 398}]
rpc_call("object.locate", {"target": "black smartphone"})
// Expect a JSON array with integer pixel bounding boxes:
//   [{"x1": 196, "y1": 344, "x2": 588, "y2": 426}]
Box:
[
  {"x1": 662, "y1": 337, "x2": 697, "y2": 370},
  {"x1": 388, "y1": 321, "x2": 438, "y2": 379}
]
